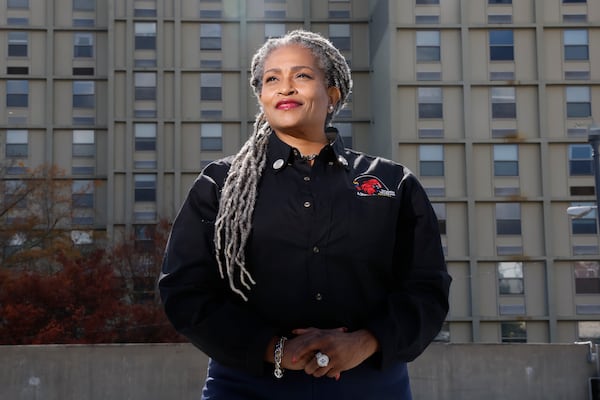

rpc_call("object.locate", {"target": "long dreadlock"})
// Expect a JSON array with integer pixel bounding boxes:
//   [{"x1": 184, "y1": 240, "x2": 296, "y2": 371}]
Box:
[{"x1": 214, "y1": 30, "x2": 353, "y2": 301}]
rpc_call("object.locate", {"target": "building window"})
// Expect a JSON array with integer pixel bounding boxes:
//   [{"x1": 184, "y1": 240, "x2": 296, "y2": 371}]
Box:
[
  {"x1": 135, "y1": 72, "x2": 157, "y2": 101},
  {"x1": 563, "y1": 0, "x2": 587, "y2": 3},
  {"x1": 74, "y1": 33, "x2": 93, "y2": 58},
  {"x1": 265, "y1": 9, "x2": 286, "y2": 18},
  {"x1": 4, "y1": 233, "x2": 26, "y2": 257},
  {"x1": 7, "y1": 17, "x2": 29, "y2": 26},
  {"x1": 415, "y1": 15, "x2": 440, "y2": 24},
  {"x1": 71, "y1": 230, "x2": 93, "y2": 245},
  {"x1": 72, "y1": 18, "x2": 95, "y2": 28},
  {"x1": 72, "y1": 180, "x2": 94, "y2": 208},
  {"x1": 135, "y1": 22, "x2": 156, "y2": 50},
  {"x1": 73, "y1": 67, "x2": 94, "y2": 76},
  {"x1": 73, "y1": 81, "x2": 95, "y2": 108},
  {"x1": 201, "y1": 124, "x2": 222, "y2": 151},
  {"x1": 199, "y1": 0, "x2": 222, "y2": 17},
  {"x1": 489, "y1": 30, "x2": 514, "y2": 61},
  {"x1": 416, "y1": 0, "x2": 440, "y2": 4},
  {"x1": 564, "y1": 30, "x2": 589, "y2": 61},
  {"x1": 498, "y1": 261, "x2": 523, "y2": 295},
  {"x1": 134, "y1": 174, "x2": 156, "y2": 202},
  {"x1": 134, "y1": 224, "x2": 156, "y2": 251},
  {"x1": 496, "y1": 203, "x2": 521, "y2": 235},
  {"x1": 265, "y1": 23, "x2": 286, "y2": 39},
  {"x1": 571, "y1": 202, "x2": 597, "y2": 234},
  {"x1": 200, "y1": 24, "x2": 222, "y2": 50},
  {"x1": 73, "y1": 0, "x2": 95, "y2": 11},
  {"x1": 200, "y1": 73, "x2": 222, "y2": 101},
  {"x1": 134, "y1": 0, "x2": 157, "y2": 17},
  {"x1": 134, "y1": 224, "x2": 154, "y2": 242},
  {"x1": 578, "y1": 321, "x2": 600, "y2": 342},
  {"x1": 569, "y1": 144, "x2": 593, "y2": 175},
  {"x1": 416, "y1": 31, "x2": 440, "y2": 62},
  {"x1": 494, "y1": 144, "x2": 518, "y2": 176},
  {"x1": 327, "y1": 0, "x2": 352, "y2": 19},
  {"x1": 419, "y1": 145, "x2": 444, "y2": 177},
  {"x1": 489, "y1": 0, "x2": 512, "y2": 3},
  {"x1": 491, "y1": 87, "x2": 516, "y2": 119},
  {"x1": 6, "y1": 80, "x2": 28, "y2": 107},
  {"x1": 431, "y1": 203, "x2": 446, "y2": 234},
  {"x1": 501, "y1": 321, "x2": 526, "y2": 343},
  {"x1": 566, "y1": 86, "x2": 591, "y2": 118},
  {"x1": 4, "y1": 180, "x2": 27, "y2": 209},
  {"x1": 135, "y1": 123, "x2": 156, "y2": 151},
  {"x1": 329, "y1": 24, "x2": 351, "y2": 51},
  {"x1": 8, "y1": 32, "x2": 28, "y2": 57},
  {"x1": 7, "y1": 0, "x2": 29, "y2": 8},
  {"x1": 418, "y1": 87, "x2": 443, "y2": 119},
  {"x1": 7, "y1": 66, "x2": 28, "y2": 75},
  {"x1": 5, "y1": 130, "x2": 28, "y2": 157},
  {"x1": 575, "y1": 261, "x2": 600, "y2": 294},
  {"x1": 72, "y1": 130, "x2": 95, "y2": 157}
]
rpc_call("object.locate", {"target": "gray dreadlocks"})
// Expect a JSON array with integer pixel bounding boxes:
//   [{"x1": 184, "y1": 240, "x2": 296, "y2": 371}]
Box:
[{"x1": 214, "y1": 30, "x2": 353, "y2": 301}]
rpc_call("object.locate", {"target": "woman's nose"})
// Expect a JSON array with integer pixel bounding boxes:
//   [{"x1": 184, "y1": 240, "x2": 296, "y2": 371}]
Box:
[
  {"x1": 279, "y1": 88, "x2": 296, "y2": 96},
  {"x1": 278, "y1": 78, "x2": 297, "y2": 95},
  {"x1": 278, "y1": 87, "x2": 297, "y2": 95}
]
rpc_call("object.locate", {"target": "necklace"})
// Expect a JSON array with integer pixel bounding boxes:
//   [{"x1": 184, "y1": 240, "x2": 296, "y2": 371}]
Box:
[{"x1": 301, "y1": 153, "x2": 318, "y2": 161}]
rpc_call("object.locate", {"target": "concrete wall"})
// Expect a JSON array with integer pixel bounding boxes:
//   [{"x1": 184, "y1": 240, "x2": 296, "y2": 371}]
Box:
[{"x1": 1, "y1": 343, "x2": 597, "y2": 400}]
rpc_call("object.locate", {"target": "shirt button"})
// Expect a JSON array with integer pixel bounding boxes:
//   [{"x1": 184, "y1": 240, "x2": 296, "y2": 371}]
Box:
[
  {"x1": 304, "y1": 176, "x2": 310, "y2": 182},
  {"x1": 337, "y1": 155, "x2": 348, "y2": 166},
  {"x1": 303, "y1": 201, "x2": 311, "y2": 208},
  {"x1": 315, "y1": 293, "x2": 323, "y2": 301},
  {"x1": 312, "y1": 246, "x2": 320, "y2": 254}
]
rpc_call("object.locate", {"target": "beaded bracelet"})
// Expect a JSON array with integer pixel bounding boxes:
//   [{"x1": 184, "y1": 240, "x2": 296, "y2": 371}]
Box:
[{"x1": 273, "y1": 336, "x2": 287, "y2": 378}]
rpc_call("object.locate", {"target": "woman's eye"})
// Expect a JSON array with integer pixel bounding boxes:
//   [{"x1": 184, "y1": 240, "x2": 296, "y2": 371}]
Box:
[
  {"x1": 265, "y1": 76, "x2": 277, "y2": 83},
  {"x1": 297, "y1": 73, "x2": 311, "y2": 79}
]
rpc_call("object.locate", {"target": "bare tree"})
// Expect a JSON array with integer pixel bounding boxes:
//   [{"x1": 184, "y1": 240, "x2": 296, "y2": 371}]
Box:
[{"x1": 0, "y1": 164, "x2": 77, "y2": 270}]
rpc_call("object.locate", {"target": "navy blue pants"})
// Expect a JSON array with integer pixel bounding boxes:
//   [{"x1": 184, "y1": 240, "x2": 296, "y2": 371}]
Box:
[{"x1": 201, "y1": 358, "x2": 412, "y2": 400}]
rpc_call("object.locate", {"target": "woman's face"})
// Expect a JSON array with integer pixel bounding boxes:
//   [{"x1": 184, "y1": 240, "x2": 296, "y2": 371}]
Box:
[{"x1": 259, "y1": 44, "x2": 340, "y2": 138}]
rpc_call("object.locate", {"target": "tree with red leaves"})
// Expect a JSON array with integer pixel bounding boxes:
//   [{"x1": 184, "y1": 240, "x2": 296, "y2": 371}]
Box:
[
  {"x1": 0, "y1": 246, "x2": 183, "y2": 344},
  {"x1": 0, "y1": 163, "x2": 182, "y2": 343}
]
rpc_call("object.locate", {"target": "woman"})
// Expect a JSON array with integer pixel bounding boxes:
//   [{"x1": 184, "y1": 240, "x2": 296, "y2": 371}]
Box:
[{"x1": 159, "y1": 30, "x2": 451, "y2": 399}]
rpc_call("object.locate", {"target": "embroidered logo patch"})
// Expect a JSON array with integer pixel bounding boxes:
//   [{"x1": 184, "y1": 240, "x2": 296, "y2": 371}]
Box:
[{"x1": 353, "y1": 175, "x2": 395, "y2": 198}]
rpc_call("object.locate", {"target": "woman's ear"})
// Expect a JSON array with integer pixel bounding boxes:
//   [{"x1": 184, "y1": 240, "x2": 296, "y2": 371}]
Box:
[{"x1": 327, "y1": 86, "x2": 341, "y2": 108}]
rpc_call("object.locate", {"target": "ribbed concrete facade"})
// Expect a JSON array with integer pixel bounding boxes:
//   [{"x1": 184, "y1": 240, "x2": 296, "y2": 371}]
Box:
[{"x1": 1, "y1": 0, "x2": 600, "y2": 344}]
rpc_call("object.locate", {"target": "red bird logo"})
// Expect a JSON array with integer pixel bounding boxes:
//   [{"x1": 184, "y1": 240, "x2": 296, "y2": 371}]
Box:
[
  {"x1": 353, "y1": 175, "x2": 394, "y2": 197},
  {"x1": 356, "y1": 178, "x2": 383, "y2": 195}
]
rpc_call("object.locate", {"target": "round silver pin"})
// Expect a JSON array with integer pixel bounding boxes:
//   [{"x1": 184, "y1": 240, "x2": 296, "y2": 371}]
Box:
[{"x1": 272, "y1": 159, "x2": 285, "y2": 170}]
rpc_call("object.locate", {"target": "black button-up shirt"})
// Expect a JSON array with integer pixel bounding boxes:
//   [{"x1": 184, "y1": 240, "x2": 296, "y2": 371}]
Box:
[{"x1": 159, "y1": 132, "x2": 451, "y2": 376}]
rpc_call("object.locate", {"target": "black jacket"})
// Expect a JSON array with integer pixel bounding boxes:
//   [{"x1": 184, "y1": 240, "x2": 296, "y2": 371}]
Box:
[{"x1": 159, "y1": 132, "x2": 451, "y2": 376}]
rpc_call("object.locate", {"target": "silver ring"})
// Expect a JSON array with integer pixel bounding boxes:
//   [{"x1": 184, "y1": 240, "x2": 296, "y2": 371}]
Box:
[{"x1": 315, "y1": 352, "x2": 329, "y2": 367}]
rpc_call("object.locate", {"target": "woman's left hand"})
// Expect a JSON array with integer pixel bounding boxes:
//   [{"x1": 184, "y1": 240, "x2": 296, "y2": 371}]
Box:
[{"x1": 288, "y1": 327, "x2": 380, "y2": 380}]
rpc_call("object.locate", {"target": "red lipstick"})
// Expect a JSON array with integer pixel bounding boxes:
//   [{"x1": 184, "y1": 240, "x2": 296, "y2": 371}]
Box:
[{"x1": 276, "y1": 100, "x2": 301, "y2": 110}]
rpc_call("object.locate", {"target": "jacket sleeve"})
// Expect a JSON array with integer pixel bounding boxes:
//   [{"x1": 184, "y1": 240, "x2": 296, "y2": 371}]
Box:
[
  {"x1": 158, "y1": 164, "x2": 277, "y2": 376},
  {"x1": 366, "y1": 171, "x2": 451, "y2": 368}
]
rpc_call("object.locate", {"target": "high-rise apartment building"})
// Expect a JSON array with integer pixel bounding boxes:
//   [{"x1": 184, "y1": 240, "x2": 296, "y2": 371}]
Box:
[{"x1": 1, "y1": 0, "x2": 599, "y2": 345}]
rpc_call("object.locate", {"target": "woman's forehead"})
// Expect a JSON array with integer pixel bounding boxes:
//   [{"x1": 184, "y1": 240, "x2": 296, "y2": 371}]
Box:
[{"x1": 262, "y1": 44, "x2": 326, "y2": 76}]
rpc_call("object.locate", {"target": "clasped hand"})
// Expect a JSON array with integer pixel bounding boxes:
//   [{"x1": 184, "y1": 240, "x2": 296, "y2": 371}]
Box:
[{"x1": 281, "y1": 327, "x2": 379, "y2": 380}]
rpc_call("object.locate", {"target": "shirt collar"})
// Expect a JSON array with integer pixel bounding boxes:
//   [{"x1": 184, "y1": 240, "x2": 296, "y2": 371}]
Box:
[{"x1": 266, "y1": 129, "x2": 350, "y2": 172}]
